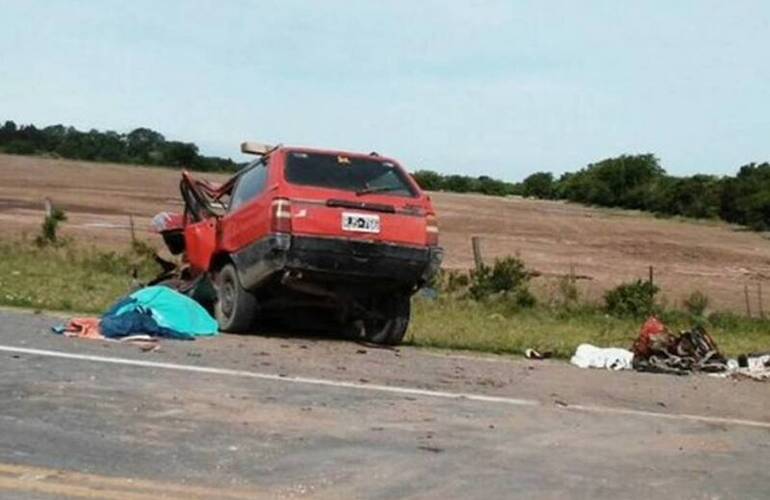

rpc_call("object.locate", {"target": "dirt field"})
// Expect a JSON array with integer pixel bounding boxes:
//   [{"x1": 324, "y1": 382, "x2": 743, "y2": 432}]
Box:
[{"x1": 2, "y1": 153, "x2": 770, "y2": 313}]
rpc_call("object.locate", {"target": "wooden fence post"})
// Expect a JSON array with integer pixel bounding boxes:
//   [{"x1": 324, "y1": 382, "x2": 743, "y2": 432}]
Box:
[
  {"x1": 129, "y1": 215, "x2": 136, "y2": 244},
  {"x1": 471, "y1": 236, "x2": 484, "y2": 270},
  {"x1": 648, "y1": 265, "x2": 655, "y2": 314},
  {"x1": 758, "y1": 282, "x2": 765, "y2": 319},
  {"x1": 744, "y1": 284, "x2": 752, "y2": 318}
]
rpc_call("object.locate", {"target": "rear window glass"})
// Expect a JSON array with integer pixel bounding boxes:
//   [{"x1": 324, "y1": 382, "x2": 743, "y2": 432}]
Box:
[{"x1": 285, "y1": 152, "x2": 417, "y2": 197}]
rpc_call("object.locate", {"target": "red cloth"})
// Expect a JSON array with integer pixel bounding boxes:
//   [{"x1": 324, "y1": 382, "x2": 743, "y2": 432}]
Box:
[
  {"x1": 632, "y1": 316, "x2": 668, "y2": 358},
  {"x1": 63, "y1": 317, "x2": 103, "y2": 339}
]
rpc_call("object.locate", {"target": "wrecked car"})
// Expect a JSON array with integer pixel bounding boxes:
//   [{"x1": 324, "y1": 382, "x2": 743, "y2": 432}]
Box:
[{"x1": 153, "y1": 142, "x2": 442, "y2": 344}]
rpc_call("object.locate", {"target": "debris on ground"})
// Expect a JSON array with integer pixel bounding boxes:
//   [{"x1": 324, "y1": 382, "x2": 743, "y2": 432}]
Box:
[
  {"x1": 53, "y1": 320, "x2": 160, "y2": 350},
  {"x1": 52, "y1": 285, "x2": 218, "y2": 343},
  {"x1": 568, "y1": 316, "x2": 766, "y2": 382},
  {"x1": 52, "y1": 317, "x2": 102, "y2": 340},
  {"x1": 716, "y1": 353, "x2": 770, "y2": 381},
  {"x1": 570, "y1": 343, "x2": 634, "y2": 370},
  {"x1": 631, "y1": 317, "x2": 727, "y2": 375},
  {"x1": 525, "y1": 348, "x2": 552, "y2": 360}
]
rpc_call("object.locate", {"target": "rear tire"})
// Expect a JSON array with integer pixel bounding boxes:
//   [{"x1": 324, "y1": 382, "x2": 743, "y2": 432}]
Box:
[
  {"x1": 215, "y1": 264, "x2": 258, "y2": 332},
  {"x1": 362, "y1": 295, "x2": 411, "y2": 345}
]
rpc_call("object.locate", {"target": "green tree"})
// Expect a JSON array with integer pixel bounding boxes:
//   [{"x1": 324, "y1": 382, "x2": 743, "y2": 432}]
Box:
[
  {"x1": 127, "y1": 127, "x2": 165, "y2": 163},
  {"x1": 720, "y1": 163, "x2": 770, "y2": 230},
  {"x1": 522, "y1": 171, "x2": 555, "y2": 199},
  {"x1": 443, "y1": 175, "x2": 476, "y2": 193},
  {"x1": 412, "y1": 170, "x2": 444, "y2": 191},
  {"x1": 558, "y1": 154, "x2": 664, "y2": 208},
  {"x1": 161, "y1": 141, "x2": 199, "y2": 167},
  {"x1": 649, "y1": 175, "x2": 722, "y2": 219},
  {"x1": 476, "y1": 175, "x2": 508, "y2": 196},
  {"x1": 0, "y1": 120, "x2": 18, "y2": 143}
]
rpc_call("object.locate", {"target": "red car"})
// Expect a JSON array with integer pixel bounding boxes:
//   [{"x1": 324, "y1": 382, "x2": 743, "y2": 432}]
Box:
[{"x1": 154, "y1": 142, "x2": 442, "y2": 344}]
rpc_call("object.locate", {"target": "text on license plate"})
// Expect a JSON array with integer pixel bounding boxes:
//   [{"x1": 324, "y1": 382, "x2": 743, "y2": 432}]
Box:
[{"x1": 342, "y1": 212, "x2": 380, "y2": 233}]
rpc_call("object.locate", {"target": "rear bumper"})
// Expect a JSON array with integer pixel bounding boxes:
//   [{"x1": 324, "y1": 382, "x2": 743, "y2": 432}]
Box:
[{"x1": 232, "y1": 234, "x2": 442, "y2": 291}]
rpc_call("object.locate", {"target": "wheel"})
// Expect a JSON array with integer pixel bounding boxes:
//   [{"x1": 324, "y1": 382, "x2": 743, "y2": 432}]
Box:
[
  {"x1": 362, "y1": 295, "x2": 411, "y2": 345},
  {"x1": 214, "y1": 263, "x2": 258, "y2": 332}
]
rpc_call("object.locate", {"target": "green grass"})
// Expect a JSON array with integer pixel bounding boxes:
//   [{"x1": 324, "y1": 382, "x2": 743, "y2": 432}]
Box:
[
  {"x1": 0, "y1": 239, "x2": 160, "y2": 314},
  {"x1": 406, "y1": 299, "x2": 770, "y2": 359},
  {"x1": 407, "y1": 299, "x2": 638, "y2": 358},
  {"x1": 0, "y1": 237, "x2": 768, "y2": 359}
]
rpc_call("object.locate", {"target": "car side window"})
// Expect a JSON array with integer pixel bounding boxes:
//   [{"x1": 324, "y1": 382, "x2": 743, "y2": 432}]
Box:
[{"x1": 229, "y1": 161, "x2": 268, "y2": 212}]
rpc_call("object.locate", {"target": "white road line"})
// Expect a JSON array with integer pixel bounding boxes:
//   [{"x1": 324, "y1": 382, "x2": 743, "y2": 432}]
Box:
[
  {"x1": 0, "y1": 345, "x2": 538, "y2": 407},
  {"x1": 2, "y1": 344, "x2": 769, "y2": 430},
  {"x1": 566, "y1": 404, "x2": 770, "y2": 430}
]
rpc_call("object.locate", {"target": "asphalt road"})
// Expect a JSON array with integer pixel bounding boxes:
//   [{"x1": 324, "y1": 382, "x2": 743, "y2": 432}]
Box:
[{"x1": 0, "y1": 309, "x2": 768, "y2": 499}]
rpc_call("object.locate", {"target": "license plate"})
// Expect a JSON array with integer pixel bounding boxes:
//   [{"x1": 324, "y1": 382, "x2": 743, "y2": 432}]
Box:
[{"x1": 342, "y1": 212, "x2": 380, "y2": 233}]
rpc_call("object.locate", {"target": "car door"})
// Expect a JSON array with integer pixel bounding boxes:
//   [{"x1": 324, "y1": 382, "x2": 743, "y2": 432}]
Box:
[
  {"x1": 185, "y1": 216, "x2": 218, "y2": 271},
  {"x1": 220, "y1": 159, "x2": 272, "y2": 251},
  {"x1": 180, "y1": 176, "x2": 220, "y2": 271}
]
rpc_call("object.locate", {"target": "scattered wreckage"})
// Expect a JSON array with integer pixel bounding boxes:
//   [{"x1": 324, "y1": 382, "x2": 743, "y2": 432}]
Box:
[
  {"x1": 570, "y1": 316, "x2": 770, "y2": 380},
  {"x1": 151, "y1": 142, "x2": 443, "y2": 345}
]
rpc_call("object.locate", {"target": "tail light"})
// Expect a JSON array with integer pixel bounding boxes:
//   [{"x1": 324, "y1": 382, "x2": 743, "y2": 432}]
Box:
[
  {"x1": 271, "y1": 198, "x2": 292, "y2": 233},
  {"x1": 426, "y1": 213, "x2": 439, "y2": 246}
]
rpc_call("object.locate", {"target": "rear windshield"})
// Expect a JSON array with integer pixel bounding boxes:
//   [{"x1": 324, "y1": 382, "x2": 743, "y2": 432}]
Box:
[{"x1": 285, "y1": 152, "x2": 417, "y2": 197}]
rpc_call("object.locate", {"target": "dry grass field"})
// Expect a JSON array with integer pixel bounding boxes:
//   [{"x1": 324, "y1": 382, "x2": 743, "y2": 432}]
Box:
[{"x1": 2, "y1": 153, "x2": 770, "y2": 313}]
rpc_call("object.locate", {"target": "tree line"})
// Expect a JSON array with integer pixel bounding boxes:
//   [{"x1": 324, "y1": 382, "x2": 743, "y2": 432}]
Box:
[
  {"x1": 0, "y1": 120, "x2": 238, "y2": 172},
  {"x1": 410, "y1": 170, "x2": 519, "y2": 196},
  {"x1": 518, "y1": 154, "x2": 770, "y2": 231},
  {"x1": 416, "y1": 154, "x2": 770, "y2": 231}
]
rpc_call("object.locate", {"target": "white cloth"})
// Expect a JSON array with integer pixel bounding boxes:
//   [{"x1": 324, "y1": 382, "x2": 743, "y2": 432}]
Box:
[
  {"x1": 747, "y1": 355, "x2": 770, "y2": 372},
  {"x1": 718, "y1": 355, "x2": 770, "y2": 381},
  {"x1": 570, "y1": 343, "x2": 634, "y2": 371}
]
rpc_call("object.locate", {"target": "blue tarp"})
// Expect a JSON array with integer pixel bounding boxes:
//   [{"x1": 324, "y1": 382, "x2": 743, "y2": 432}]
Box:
[{"x1": 101, "y1": 286, "x2": 219, "y2": 340}]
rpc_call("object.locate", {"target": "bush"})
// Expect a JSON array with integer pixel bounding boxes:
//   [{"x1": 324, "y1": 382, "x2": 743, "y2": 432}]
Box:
[
  {"x1": 553, "y1": 275, "x2": 580, "y2": 310},
  {"x1": 683, "y1": 290, "x2": 710, "y2": 317},
  {"x1": 604, "y1": 279, "x2": 659, "y2": 317},
  {"x1": 469, "y1": 256, "x2": 535, "y2": 307},
  {"x1": 35, "y1": 207, "x2": 67, "y2": 247},
  {"x1": 433, "y1": 268, "x2": 470, "y2": 295}
]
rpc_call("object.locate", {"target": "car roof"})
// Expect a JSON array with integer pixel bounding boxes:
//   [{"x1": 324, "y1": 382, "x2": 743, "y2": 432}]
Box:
[{"x1": 279, "y1": 146, "x2": 400, "y2": 166}]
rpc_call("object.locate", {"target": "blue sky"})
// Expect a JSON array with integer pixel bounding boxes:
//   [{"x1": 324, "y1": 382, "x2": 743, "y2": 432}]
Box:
[{"x1": 1, "y1": 1, "x2": 768, "y2": 180}]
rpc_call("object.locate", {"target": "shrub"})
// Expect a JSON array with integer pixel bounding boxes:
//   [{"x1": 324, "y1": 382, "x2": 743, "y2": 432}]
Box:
[
  {"x1": 436, "y1": 269, "x2": 470, "y2": 294},
  {"x1": 35, "y1": 206, "x2": 67, "y2": 246},
  {"x1": 604, "y1": 279, "x2": 659, "y2": 317},
  {"x1": 469, "y1": 256, "x2": 535, "y2": 307},
  {"x1": 683, "y1": 290, "x2": 710, "y2": 317},
  {"x1": 553, "y1": 274, "x2": 580, "y2": 310}
]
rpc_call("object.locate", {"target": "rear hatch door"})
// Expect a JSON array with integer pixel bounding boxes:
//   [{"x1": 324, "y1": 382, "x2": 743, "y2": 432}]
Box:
[{"x1": 282, "y1": 151, "x2": 428, "y2": 247}]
